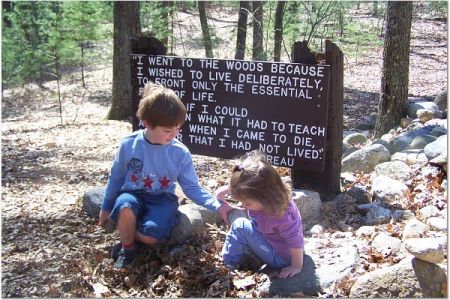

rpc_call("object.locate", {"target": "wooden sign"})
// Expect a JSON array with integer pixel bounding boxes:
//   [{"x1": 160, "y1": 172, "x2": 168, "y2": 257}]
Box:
[{"x1": 131, "y1": 55, "x2": 330, "y2": 172}]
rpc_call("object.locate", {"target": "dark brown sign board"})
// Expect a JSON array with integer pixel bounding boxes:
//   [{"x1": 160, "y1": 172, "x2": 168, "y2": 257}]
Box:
[{"x1": 131, "y1": 55, "x2": 330, "y2": 172}]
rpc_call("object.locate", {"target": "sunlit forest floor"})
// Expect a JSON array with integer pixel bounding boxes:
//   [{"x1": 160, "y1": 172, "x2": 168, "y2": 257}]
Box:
[{"x1": 1, "y1": 5, "x2": 447, "y2": 297}]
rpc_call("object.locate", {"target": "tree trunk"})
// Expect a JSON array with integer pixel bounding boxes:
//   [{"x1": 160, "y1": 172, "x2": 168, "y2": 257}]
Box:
[
  {"x1": 235, "y1": 1, "x2": 249, "y2": 60},
  {"x1": 374, "y1": 1, "x2": 413, "y2": 138},
  {"x1": 198, "y1": 1, "x2": 213, "y2": 58},
  {"x1": 273, "y1": 1, "x2": 285, "y2": 62},
  {"x1": 108, "y1": 1, "x2": 140, "y2": 121},
  {"x1": 252, "y1": 1, "x2": 265, "y2": 60}
]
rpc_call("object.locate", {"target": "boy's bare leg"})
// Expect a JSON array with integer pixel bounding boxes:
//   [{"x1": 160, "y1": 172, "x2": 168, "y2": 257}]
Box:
[
  {"x1": 117, "y1": 208, "x2": 137, "y2": 245},
  {"x1": 136, "y1": 232, "x2": 158, "y2": 245}
]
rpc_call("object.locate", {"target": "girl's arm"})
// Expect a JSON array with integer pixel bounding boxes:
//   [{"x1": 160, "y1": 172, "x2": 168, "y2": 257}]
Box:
[{"x1": 278, "y1": 248, "x2": 304, "y2": 278}]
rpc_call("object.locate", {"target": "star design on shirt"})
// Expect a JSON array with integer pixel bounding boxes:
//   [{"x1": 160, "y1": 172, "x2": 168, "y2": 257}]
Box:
[
  {"x1": 143, "y1": 176, "x2": 154, "y2": 189},
  {"x1": 130, "y1": 173, "x2": 139, "y2": 183},
  {"x1": 159, "y1": 176, "x2": 171, "y2": 188}
]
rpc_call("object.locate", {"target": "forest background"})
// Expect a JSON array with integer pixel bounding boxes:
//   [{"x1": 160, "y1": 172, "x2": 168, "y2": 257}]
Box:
[{"x1": 1, "y1": 1, "x2": 448, "y2": 298}]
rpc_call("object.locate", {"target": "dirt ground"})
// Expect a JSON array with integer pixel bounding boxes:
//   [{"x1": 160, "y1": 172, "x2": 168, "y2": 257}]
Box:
[{"x1": 1, "y1": 6, "x2": 447, "y2": 298}]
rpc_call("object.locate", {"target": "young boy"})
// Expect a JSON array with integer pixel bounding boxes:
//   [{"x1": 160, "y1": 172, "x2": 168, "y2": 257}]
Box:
[{"x1": 99, "y1": 82, "x2": 232, "y2": 269}]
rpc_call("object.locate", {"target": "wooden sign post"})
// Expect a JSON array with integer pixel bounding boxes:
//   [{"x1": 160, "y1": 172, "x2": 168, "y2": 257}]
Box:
[
  {"x1": 291, "y1": 40, "x2": 344, "y2": 199},
  {"x1": 131, "y1": 37, "x2": 343, "y2": 198}
]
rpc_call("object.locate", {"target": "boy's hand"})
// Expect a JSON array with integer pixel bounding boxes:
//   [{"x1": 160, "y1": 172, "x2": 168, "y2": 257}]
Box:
[
  {"x1": 278, "y1": 265, "x2": 302, "y2": 278},
  {"x1": 98, "y1": 209, "x2": 110, "y2": 226}
]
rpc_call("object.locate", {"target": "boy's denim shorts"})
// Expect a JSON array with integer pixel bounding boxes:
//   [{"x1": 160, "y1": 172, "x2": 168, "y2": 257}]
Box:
[{"x1": 109, "y1": 191, "x2": 179, "y2": 241}]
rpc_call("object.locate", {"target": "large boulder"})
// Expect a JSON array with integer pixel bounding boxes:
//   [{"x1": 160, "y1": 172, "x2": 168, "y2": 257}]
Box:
[
  {"x1": 407, "y1": 100, "x2": 443, "y2": 119},
  {"x1": 82, "y1": 186, "x2": 105, "y2": 218},
  {"x1": 424, "y1": 134, "x2": 447, "y2": 160},
  {"x1": 433, "y1": 91, "x2": 447, "y2": 114},
  {"x1": 169, "y1": 203, "x2": 221, "y2": 245},
  {"x1": 349, "y1": 256, "x2": 447, "y2": 298},
  {"x1": 371, "y1": 160, "x2": 413, "y2": 182},
  {"x1": 291, "y1": 189, "x2": 322, "y2": 229},
  {"x1": 341, "y1": 144, "x2": 391, "y2": 173},
  {"x1": 268, "y1": 237, "x2": 361, "y2": 296}
]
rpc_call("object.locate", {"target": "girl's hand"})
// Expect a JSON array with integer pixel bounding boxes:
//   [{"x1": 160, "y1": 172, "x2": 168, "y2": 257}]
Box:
[
  {"x1": 278, "y1": 265, "x2": 302, "y2": 278},
  {"x1": 215, "y1": 185, "x2": 230, "y2": 201},
  {"x1": 98, "y1": 209, "x2": 110, "y2": 226}
]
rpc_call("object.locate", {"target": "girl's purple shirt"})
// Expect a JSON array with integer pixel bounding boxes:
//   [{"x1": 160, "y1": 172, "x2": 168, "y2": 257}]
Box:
[{"x1": 248, "y1": 200, "x2": 304, "y2": 261}]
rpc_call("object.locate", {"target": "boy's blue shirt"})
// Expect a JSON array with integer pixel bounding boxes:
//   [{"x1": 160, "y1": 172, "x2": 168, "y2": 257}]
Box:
[{"x1": 102, "y1": 130, "x2": 221, "y2": 212}]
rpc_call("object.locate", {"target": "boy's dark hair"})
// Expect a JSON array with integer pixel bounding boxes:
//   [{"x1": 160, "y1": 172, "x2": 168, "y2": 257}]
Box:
[
  {"x1": 137, "y1": 82, "x2": 187, "y2": 128},
  {"x1": 229, "y1": 150, "x2": 291, "y2": 216}
]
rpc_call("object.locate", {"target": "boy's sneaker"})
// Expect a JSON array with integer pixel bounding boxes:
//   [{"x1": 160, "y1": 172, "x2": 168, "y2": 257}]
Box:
[
  {"x1": 114, "y1": 247, "x2": 138, "y2": 270},
  {"x1": 111, "y1": 242, "x2": 122, "y2": 261}
]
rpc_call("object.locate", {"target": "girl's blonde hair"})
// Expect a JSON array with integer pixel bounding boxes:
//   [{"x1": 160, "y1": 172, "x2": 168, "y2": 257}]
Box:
[
  {"x1": 137, "y1": 82, "x2": 186, "y2": 128},
  {"x1": 229, "y1": 150, "x2": 291, "y2": 216}
]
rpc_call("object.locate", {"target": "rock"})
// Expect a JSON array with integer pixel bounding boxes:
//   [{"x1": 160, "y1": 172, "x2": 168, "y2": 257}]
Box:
[
  {"x1": 425, "y1": 118, "x2": 448, "y2": 129},
  {"x1": 400, "y1": 117, "x2": 411, "y2": 128},
  {"x1": 342, "y1": 146, "x2": 359, "y2": 158},
  {"x1": 441, "y1": 179, "x2": 448, "y2": 192},
  {"x1": 169, "y1": 203, "x2": 220, "y2": 245},
  {"x1": 349, "y1": 256, "x2": 447, "y2": 298},
  {"x1": 416, "y1": 109, "x2": 435, "y2": 123},
  {"x1": 355, "y1": 226, "x2": 376, "y2": 238},
  {"x1": 407, "y1": 101, "x2": 442, "y2": 119},
  {"x1": 404, "y1": 237, "x2": 447, "y2": 263},
  {"x1": 267, "y1": 254, "x2": 320, "y2": 296},
  {"x1": 380, "y1": 132, "x2": 395, "y2": 143},
  {"x1": 310, "y1": 224, "x2": 325, "y2": 235},
  {"x1": 268, "y1": 238, "x2": 361, "y2": 296},
  {"x1": 391, "y1": 149, "x2": 428, "y2": 166},
  {"x1": 371, "y1": 176, "x2": 408, "y2": 204},
  {"x1": 371, "y1": 161, "x2": 413, "y2": 182},
  {"x1": 427, "y1": 217, "x2": 448, "y2": 232},
  {"x1": 341, "y1": 144, "x2": 391, "y2": 173},
  {"x1": 402, "y1": 219, "x2": 430, "y2": 239},
  {"x1": 418, "y1": 205, "x2": 440, "y2": 220},
  {"x1": 346, "y1": 184, "x2": 371, "y2": 204},
  {"x1": 429, "y1": 152, "x2": 447, "y2": 167},
  {"x1": 82, "y1": 186, "x2": 106, "y2": 218},
  {"x1": 343, "y1": 133, "x2": 368, "y2": 147},
  {"x1": 410, "y1": 134, "x2": 437, "y2": 149},
  {"x1": 392, "y1": 209, "x2": 415, "y2": 221},
  {"x1": 292, "y1": 189, "x2": 321, "y2": 229},
  {"x1": 357, "y1": 201, "x2": 385, "y2": 212},
  {"x1": 433, "y1": 90, "x2": 447, "y2": 113},
  {"x1": 429, "y1": 125, "x2": 447, "y2": 137},
  {"x1": 391, "y1": 135, "x2": 414, "y2": 153},
  {"x1": 340, "y1": 172, "x2": 357, "y2": 185},
  {"x1": 371, "y1": 232, "x2": 402, "y2": 254},
  {"x1": 365, "y1": 205, "x2": 392, "y2": 225},
  {"x1": 371, "y1": 139, "x2": 393, "y2": 154},
  {"x1": 424, "y1": 134, "x2": 447, "y2": 160},
  {"x1": 356, "y1": 113, "x2": 377, "y2": 130},
  {"x1": 307, "y1": 238, "x2": 360, "y2": 290}
]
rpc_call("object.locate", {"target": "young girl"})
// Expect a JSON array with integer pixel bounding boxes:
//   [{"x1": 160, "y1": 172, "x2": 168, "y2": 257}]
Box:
[{"x1": 216, "y1": 150, "x2": 304, "y2": 278}]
